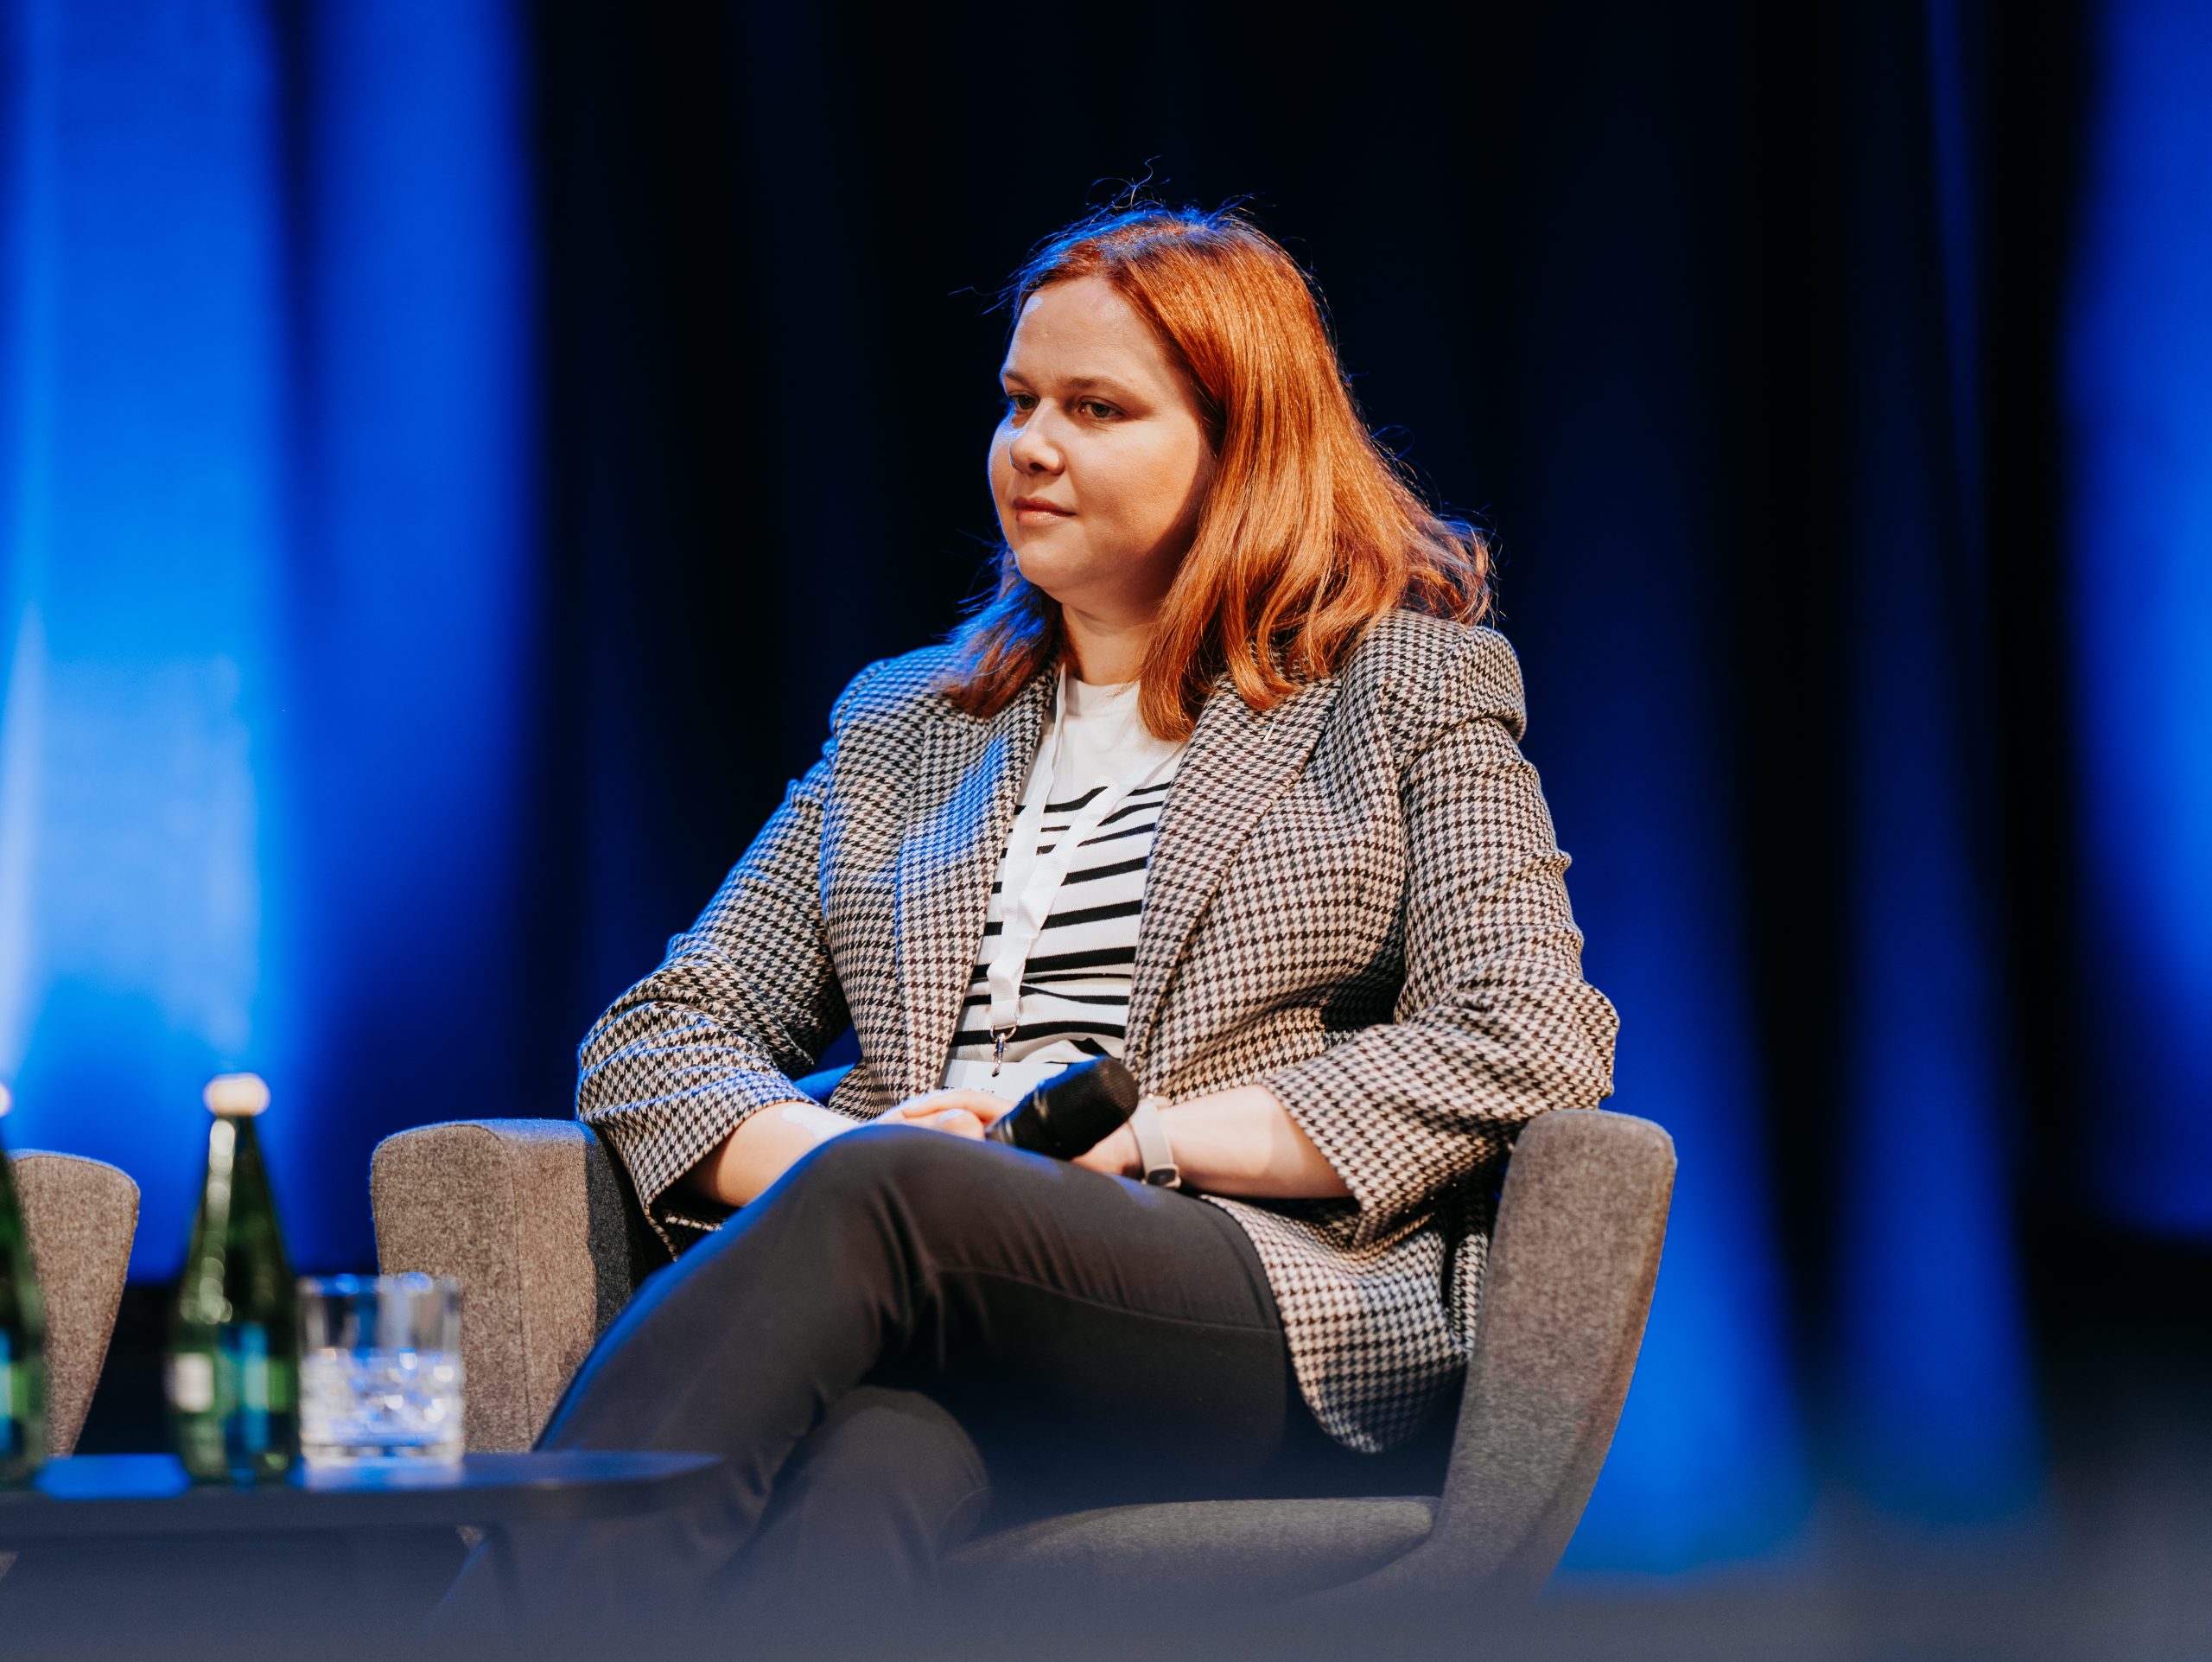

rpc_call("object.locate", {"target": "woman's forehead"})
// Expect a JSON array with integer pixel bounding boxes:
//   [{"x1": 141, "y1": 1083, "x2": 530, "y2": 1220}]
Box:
[{"x1": 1002, "y1": 277, "x2": 1174, "y2": 388}]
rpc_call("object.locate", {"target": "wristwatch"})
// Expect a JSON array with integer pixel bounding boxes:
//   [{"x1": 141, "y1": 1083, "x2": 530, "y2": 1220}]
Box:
[{"x1": 1128, "y1": 1094, "x2": 1182, "y2": 1188}]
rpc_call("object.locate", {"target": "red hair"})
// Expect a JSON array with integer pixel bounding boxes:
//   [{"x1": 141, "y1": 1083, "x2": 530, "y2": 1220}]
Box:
[{"x1": 938, "y1": 204, "x2": 1491, "y2": 740}]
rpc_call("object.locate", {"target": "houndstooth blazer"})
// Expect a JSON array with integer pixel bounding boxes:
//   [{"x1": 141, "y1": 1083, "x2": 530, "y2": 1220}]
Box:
[{"x1": 576, "y1": 608, "x2": 1619, "y2": 1454}]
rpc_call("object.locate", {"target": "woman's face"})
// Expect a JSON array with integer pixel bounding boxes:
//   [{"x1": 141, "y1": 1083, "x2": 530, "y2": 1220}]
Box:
[{"x1": 989, "y1": 276, "x2": 1215, "y2": 627}]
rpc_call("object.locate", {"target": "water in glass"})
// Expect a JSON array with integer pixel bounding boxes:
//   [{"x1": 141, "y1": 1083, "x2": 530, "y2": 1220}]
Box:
[{"x1": 297, "y1": 1273, "x2": 463, "y2": 1466}]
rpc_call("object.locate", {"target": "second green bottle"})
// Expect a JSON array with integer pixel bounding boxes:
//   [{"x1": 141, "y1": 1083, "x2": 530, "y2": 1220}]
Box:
[{"x1": 167, "y1": 1073, "x2": 299, "y2": 1483}]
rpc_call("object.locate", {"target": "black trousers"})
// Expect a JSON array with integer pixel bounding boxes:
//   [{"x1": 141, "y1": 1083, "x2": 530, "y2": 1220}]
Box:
[{"x1": 437, "y1": 1123, "x2": 1422, "y2": 1642}]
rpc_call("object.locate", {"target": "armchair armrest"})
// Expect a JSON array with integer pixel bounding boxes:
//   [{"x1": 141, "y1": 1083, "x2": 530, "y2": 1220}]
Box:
[
  {"x1": 10, "y1": 1151, "x2": 138, "y2": 1455},
  {"x1": 370, "y1": 1119, "x2": 658, "y2": 1452},
  {"x1": 1432, "y1": 1107, "x2": 1674, "y2": 1592},
  {"x1": 1299, "y1": 1107, "x2": 1675, "y2": 1608}
]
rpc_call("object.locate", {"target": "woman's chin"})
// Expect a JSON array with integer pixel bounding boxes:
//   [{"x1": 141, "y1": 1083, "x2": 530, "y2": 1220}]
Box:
[{"x1": 1011, "y1": 546, "x2": 1084, "y2": 597}]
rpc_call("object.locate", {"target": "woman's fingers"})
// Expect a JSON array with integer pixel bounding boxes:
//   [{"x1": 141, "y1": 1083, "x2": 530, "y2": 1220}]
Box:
[
  {"x1": 886, "y1": 1089, "x2": 1015, "y2": 1131},
  {"x1": 938, "y1": 1091, "x2": 1015, "y2": 1130},
  {"x1": 880, "y1": 1097, "x2": 948, "y2": 1123},
  {"x1": 875, "y1": 1094, "x2": 995, "y2": 1139},
  {"x1": 922, "y1": 1107, "x2": 985, "y2": 1138}
]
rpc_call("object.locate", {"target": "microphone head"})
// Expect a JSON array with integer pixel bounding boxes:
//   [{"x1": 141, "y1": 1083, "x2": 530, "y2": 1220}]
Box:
[{"x1": 987, "y1": 1057, "x2": 1142, "y2": 1160}]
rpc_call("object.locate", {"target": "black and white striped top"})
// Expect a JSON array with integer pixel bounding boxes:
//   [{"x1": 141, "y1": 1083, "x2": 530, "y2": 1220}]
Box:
[{"x1": 940, "y1": 673, "x2": 1185, "y2": 1073}]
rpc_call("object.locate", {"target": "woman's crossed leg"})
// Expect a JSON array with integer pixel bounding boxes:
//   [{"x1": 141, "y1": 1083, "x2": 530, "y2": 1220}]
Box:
[{"x1": 435, "y1": 1123, "x2": 1304, "y2": 1643}]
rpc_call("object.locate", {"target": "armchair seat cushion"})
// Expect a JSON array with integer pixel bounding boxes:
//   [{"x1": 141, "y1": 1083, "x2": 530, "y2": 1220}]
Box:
[{"x1": 939, "y1": 1494, "x2": 1437, "y2": 1606}]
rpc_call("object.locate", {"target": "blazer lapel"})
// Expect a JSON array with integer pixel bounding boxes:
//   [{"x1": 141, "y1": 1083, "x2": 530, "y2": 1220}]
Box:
[
  {"x1": 893, "y1": 660, "x2": 1056, "y2": 1098},
  {"x1": 1124, "y1": 672, "x2": 1342, "y2": 1079}
]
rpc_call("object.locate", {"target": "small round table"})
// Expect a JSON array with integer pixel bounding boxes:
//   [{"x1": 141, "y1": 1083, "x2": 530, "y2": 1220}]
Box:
[{"x1": 0, "y1": 1450, "x2": 726, "y2": 1656}]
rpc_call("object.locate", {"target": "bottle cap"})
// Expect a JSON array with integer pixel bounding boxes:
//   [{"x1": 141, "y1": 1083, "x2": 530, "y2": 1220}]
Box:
[{"x1": 204, "y1": 1073, "x2": 270, "y2": 1117}]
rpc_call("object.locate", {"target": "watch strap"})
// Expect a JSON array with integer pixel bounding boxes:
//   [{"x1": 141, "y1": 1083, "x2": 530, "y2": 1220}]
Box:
[{"x1": 1128, "y1": 1094, "x2": 1181, "y2": 1188}]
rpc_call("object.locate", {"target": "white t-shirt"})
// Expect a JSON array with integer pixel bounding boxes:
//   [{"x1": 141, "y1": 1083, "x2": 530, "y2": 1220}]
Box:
[{"x1": 938, "y1": 669, "x2": 1186, "y2": 1101}]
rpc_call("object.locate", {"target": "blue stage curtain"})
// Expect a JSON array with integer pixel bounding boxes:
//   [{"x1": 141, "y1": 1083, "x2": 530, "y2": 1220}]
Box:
[
  {"x1": 2067, "y1": 0, "x2": 2212, "y2": 1233},
  {"x1": 1, "y1": 0, "x2": 296, "y2": 1273},
  {"x1": 1458, "y1": 9, "x2": 1811, "y2": 1570},
  {"x1": 1825, "y1": 0, "x2": 2039, "y2": 1527},
  {"x1": 0, "y1": 0, "x2": 535, "y2": 1276}
]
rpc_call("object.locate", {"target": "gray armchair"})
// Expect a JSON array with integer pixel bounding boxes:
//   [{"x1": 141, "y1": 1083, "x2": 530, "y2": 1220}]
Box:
[
  {"x1": 10, "y1": 1151, "x2": 139, "y2": 1457},
  {"x1": 0, "y1": 1151, "x2": 139, "y2": 1588},
  {"x1": 370, "y1": 1090, "x2": 1672, "y2": 1608}
]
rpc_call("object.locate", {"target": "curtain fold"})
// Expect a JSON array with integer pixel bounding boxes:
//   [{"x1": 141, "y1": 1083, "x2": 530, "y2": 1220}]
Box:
[{"x1": 0, "y1": 0, "x2": 537, "y2": 1274}]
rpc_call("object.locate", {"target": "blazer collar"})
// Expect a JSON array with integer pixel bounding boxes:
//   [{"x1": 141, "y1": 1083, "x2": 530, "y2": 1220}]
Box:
[
  {"x1": 1123, "y1": 671, "x2": 1339, "y2": 1073},
  {"x1": 893, "y1": 659, "x2": 1056, "y2": 1098},
  {"x1": 892, "y1": 654, "x2": 1340, "y2": 1097}
]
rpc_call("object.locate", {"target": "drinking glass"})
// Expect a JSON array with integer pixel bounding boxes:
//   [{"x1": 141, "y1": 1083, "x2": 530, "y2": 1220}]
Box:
[{"x1": 297, "y1": 1273, "x2": 463, "y2": 1467}]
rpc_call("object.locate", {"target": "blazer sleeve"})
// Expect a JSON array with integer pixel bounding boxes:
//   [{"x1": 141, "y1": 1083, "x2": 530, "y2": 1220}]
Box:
[
  {"x1": 575, "y1": 659, "x2": 890, "y2": 1245},
  {"x1": 1259, "y1": 627, "x2": 1621, "y2": 1250}
]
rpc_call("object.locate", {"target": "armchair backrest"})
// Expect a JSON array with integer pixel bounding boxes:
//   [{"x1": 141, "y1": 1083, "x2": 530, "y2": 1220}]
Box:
[
  {"x1": 372, "y1": 1119, "x2": 650, "y2": 1451},
  {"x1": 10, "y1": 1151, "x2": 140, "y2": 1455}
]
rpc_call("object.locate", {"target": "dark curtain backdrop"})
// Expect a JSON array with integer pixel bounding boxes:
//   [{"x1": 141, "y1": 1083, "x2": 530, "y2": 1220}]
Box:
[{"x1": 6, "y1": 0, "x2": 2206, "y2": 1580}]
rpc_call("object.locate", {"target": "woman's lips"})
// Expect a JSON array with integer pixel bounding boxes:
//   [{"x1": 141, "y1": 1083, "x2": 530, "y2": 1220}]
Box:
[{"x1": 1011, "y1": 498, "x2": 1074, "y2": 521}]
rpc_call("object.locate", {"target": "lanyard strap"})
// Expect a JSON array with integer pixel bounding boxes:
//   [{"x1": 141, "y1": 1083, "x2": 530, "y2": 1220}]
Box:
[{"x1": 985, "y1": 667, "x2": 1179, "y2": 1061}]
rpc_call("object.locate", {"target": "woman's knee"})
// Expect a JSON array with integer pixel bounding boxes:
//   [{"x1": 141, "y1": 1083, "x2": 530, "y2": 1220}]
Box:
[
  {"x1": 783, "y1": 1385, "x2": 991, "y2": 1538},
  {"x1": 705, "y1": 1387, "x2": 989, "y2": 1632},
  {"x1": 634, "y1": 1128, "x2": 977, "y2": 1311},
  {"x1": 785, "y1": 1122, "x2": 987, "y2": 1219}
]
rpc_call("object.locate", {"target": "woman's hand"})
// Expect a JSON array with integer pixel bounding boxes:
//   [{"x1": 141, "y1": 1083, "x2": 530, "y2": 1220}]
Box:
[
  {"x1": 687, "y1": 1090, "x2": 1017, "y2": 1211},
  {"x1": 874, "y1": 1089, "x2": 1015, "y2": 1141},
  {"x1": 880, "y1": 1092, "x2": 1143, "y2": 1180},
  {"x1": 1071, "y1": 1123, "x2": 1141, "y2": 1180}
]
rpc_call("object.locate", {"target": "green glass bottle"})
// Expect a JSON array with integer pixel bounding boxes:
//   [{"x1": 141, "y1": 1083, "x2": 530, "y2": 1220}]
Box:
[
  {"x1": 0, "y1": 1082, "x2": 50, "y2": 1484},
  {"x1": 167, "y1": 1073, "x2": 298, "y2": 1483}
]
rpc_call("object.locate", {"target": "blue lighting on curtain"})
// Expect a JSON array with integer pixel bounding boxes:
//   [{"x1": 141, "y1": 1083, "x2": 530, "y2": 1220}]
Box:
[
  {"x1": 0, "y1": 0, "x2": 294, "y2": 1276},
  {"x1": 1840, "y1": 547, "x2": 2038, "y2": 1518},
  {"x1": 1516, "y1": 430, "x2": 1808, "y2": 1575},
  {"x1": 0, "y1": 0, "x2": 533, "y2": 1276},
  {"x1": 276, "y1": 0, "x2": 537, "y2": 1275},
  {"x1": 2068, "y1": 0, "x2": 2212, "y2": 1236},
  {"x1": 1828, "y1": 0, "x2": 2039, "y2": 1524},
  {"x1": 1559, "y1": 786, "x2": 1811, "y2": 1572}
]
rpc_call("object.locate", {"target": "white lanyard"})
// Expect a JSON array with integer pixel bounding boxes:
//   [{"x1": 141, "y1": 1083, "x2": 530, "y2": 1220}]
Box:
[{"x1": 984, "y1": 667, "x2": 1180, "y2": 1069}]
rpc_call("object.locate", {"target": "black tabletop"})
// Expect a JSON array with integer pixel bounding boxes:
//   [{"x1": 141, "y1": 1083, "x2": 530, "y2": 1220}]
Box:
[{"x1": 0, "y1": 1451, "x2": 727, "y2": 1539}]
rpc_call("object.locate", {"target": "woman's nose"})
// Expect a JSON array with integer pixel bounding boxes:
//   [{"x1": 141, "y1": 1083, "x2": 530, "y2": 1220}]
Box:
[{"x1": 1006, "y1": 410, "x2": 1064, "y2": 473}]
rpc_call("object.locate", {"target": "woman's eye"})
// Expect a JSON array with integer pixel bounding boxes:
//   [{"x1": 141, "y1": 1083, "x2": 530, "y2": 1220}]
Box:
[
  {"x1": 1077, "y1": 398, "x2": 1119, "y2": 420},
  {"x1": 1002, "y1": 392, "x2": 1036, "y2": 415}
]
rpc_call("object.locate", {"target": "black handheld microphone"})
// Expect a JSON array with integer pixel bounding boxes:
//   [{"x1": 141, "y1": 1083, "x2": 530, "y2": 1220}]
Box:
[{"x1": 983, "y1": 1056, "x2": 1142, "y2": 1161}]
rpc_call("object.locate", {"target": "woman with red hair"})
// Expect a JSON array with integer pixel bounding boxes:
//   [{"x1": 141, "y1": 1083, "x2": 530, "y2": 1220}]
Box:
[{"x1": 442, "y1": 205, "x2": 1618, "y2": 1638}]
